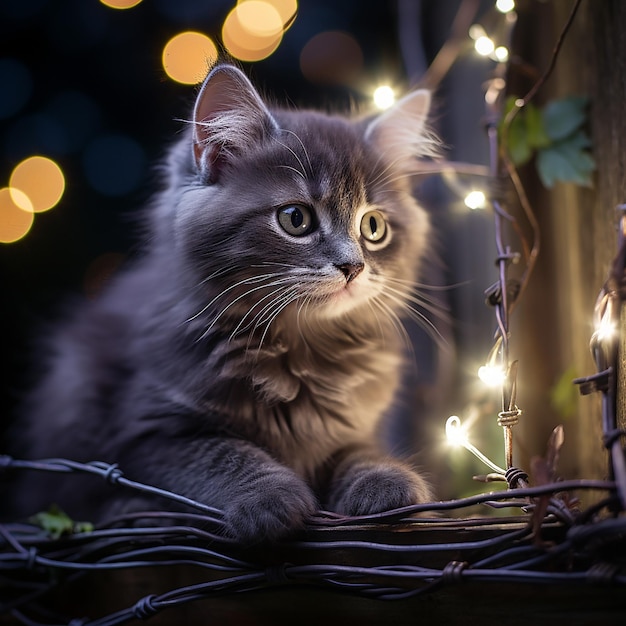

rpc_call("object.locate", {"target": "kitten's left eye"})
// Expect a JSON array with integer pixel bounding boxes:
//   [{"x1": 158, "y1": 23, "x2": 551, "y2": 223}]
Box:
[
  {"x1": 277, "y1": 204, "x2": 314, "y2": 237},
  {"x1": 360, "y1": 210, "x2": 387, "y2": 243}
]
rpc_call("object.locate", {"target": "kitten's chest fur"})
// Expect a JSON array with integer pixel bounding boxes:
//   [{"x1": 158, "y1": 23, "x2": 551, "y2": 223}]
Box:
[{"x1": 188, "y1": 314, "x2": 402, "y2": 478}]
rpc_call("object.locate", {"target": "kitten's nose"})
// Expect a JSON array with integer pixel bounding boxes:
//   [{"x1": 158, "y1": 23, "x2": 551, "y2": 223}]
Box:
[{"x1": 336, "y1": 262, "x2": 364, "y2": 283}]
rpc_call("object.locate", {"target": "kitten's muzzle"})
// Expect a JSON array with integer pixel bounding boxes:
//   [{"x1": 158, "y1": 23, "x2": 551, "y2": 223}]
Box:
[{"x1": 336, "y1": 262, "x2": 364, "y2": 283}]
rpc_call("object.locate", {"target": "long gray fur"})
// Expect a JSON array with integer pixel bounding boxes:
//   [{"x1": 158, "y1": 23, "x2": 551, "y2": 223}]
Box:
[{"x1": 6, "y1": 64, "x2": 438, "y2": 543}]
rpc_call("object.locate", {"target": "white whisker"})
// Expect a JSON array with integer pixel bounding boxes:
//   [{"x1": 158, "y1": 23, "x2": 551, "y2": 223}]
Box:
[
  {"x1": 229, "y1": 282, "x2": 296, "y2": 342},
  {"x1": 370, "y1": 295, "x2": 415, "y2": 357},
  {"x1": 282, "y1": 129, "x2": 313, "y2": 178},
  {"x1": 275, "y1": 164, "x2": 306, "y2": 180},
  {"x1": 381, "y1": 288, "x2": 448, "y2": 348},
  {"x1": 383, "y1": 283, "x2": 450, "y2": 322},
  {"x1": 196, "y1": 275, "x2": 293, "y2": 342},
  {"x1": 274, "y1": 138, "x2": 308, "y2": 180},
  {"x1": 385, "y1": 275, "x2": 463, "y2": 291},
  {"x1": 186, "y1": 271, "x2": 284, "y2": 323},
  {"x1": 255, "y1": 287, "x2": 301, "y2": 354},
  {"x1": 365, "y1": 298, "x2": 387, "y2": 344}
]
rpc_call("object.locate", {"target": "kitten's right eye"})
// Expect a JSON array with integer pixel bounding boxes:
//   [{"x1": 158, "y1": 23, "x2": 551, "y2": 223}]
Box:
[{"x1": 277, "y1": 204, "x2": 314, "y2": 237}]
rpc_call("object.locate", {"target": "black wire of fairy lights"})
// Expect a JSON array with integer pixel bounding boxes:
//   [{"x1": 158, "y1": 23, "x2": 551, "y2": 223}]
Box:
[
  {"x1": 0, "y1": 455, "x2": 625, "y2": 626},
  {"x1": 1, "y1": 197, "x2": 626, "y2": 622},
  {"x1": 481, "y1": 0, "x2": 626, "y2": 512},
  {"x1": 453, "y1": 0, "x2": 591, "y2": 489},
  {"x1": 574, "y1": 206, "x2": 626, "y2": 510}
]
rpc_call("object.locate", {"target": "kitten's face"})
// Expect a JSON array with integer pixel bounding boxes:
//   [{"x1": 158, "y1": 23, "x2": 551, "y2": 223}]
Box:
[{"x1": 175, "y1": 65, "x2": 434, "y2": 334}]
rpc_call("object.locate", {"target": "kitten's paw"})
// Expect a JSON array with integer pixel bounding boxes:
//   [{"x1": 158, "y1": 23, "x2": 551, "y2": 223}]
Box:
[
  {"x1": 331, "y1": 463, "x2": 432, "y2": 516},
  {"x1": 223, "y1": 469, "x2": 317, "y2": 543}
]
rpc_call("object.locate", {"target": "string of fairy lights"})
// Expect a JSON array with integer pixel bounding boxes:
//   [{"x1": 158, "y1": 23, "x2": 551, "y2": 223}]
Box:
[
  {"x1": 0, "y1": 0, "x2": 588, "y2": 489},
  {"x1": 439, "y1": 0, "x2": 524, "y2": 481},
  {"x1": 440, "y1": 0, "x2": 611, "y2": 493},
  {"x1": 0, "y1": 0, "x2": 515, "y2": 246},
  {"x1": 1, "y1": 0, "x2": 603, "y2": 488},
  {"x1": 2, "y1": 1, "x2": 626, "y2": 623}
]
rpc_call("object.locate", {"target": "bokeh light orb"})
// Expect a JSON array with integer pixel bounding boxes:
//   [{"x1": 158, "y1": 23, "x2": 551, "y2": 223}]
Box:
[
  {"x1": 162, "y1": 31, "x2": 218, "y2": 85},
  {"x1": 474, "y1": 35, "x2": 495, "y2": 57},
  {"x1": 222, "y1": 2, "x2": 284, "y2": 62},
  {"x1": 300, "y1": 31, "x2": 364, "y2": 85},
  {"x1": 464, "y1": 190, "x2": 487, "y2": 210},
  {"x1": 237, "y1": 0, "x2": 298, "y2": 30},
  {"x1": 373, "y1": 86, "x2": 395, "y2": 110},
  {"x1": 99, "y1": 0, "x2": 143, "y2": 9},
  {"x1": 236, "y1": 0, "x2": 283, "y2": 37},
  {"x1": 496, "y1": 0, "x2": 515, "y2": 13},
  {"x1": 9, "y1": 156, "x2": 65, "y2": 213},
  {"x1": 0, "y1": 187, "x2": 34, "y2": 244}
]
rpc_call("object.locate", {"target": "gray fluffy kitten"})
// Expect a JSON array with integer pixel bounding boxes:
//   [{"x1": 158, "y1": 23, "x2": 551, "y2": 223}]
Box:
[{"x1": 8, "y1": 64, "x2": 438, "y2": 542}]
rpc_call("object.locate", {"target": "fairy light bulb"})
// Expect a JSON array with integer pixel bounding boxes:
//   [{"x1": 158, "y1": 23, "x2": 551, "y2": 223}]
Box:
[
  {"x1": 464, "y1": 190, "x2": 486, "y2": 210},
  {"x1": 595, "y1": 311, "x2": 616, "y2": 342},
  {"x1": 444, "y1": 416, "x2": 506, "y2": 475},
  {"x1": 495, "y1": 0, "x2": 515, "y2": 13},
  {"x1": 475, "y1": 36, "x2": 495, "y2": 56},
  {"x1": 469, "y1": 24, "x2": 485, "y2": 40},
  {"x1": 373, "y1": 85, "x2": 395, "y2": 110},
  {"x1": 478, "y1": 364, "x2": 507, "y2": 387},
  {"x1": 446, "y1": 416, "x2": 468, "y2": 447},
  {"x1": 494, "y1": 46, "x2": 509, "y2": 62}
]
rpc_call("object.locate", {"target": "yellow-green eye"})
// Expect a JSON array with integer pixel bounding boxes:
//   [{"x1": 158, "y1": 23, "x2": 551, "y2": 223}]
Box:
[
  {"x1": 277, "y1": 204, "x2": 314, "y2": 236},
  {"x1": 360, "y1": 210, "x2": 387, "y2": 242}
]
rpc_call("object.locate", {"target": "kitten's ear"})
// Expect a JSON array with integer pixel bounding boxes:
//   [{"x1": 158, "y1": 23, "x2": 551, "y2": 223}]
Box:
[
  {"x1": 365, "y1": 90, "x2": 437, "y2": 166},
  {"x1": 192, "y1": 64, "x2": 278, "y2": 182}
]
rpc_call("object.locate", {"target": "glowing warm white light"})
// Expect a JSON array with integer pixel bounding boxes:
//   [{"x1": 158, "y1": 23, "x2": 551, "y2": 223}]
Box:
[
  {"x1": 478, "y1": 364, "x2": 507, "y2": 387},
  {"x1": 464, "y1": 190, "x2": 486, "y2": 210},
  {"x1": 468, "y1": 24, "x2": 485, "y2": 40},
  {"x1": 444, "y1": 415, "x2": 506, "y2": 474},
  {"x1": 162, "y1": 32, "x2": 218, "y2": 85},
  {"x1": 373, "y1": 85, "x2": 395, "y2": 110},
  {"x1": 494, "y1": 46, "x2": 509, "y2": 62},
  {"x1": 596, "y1": 315, "x2": 616, "y2": 342},
  {"x1": 495, "y1": 0, "x2": 516, "y2": 13},
  {"x1": 445, "y1": 416, "x2": 468, "y2": 447},
  {"x1": 475, "y1": 36, "x2": 495, "y2": 56}
]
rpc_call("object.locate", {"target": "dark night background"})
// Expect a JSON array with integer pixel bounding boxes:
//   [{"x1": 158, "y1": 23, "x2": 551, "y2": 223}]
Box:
[{"x1": 0, "y1": 0, "x2": 498, "y2": 492}]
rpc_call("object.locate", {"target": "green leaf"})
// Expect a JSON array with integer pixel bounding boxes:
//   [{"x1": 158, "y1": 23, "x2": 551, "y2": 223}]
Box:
[
  {"x1": 536, "y1": 129, "x2": 595, "y2": 188},
  {"x1": 500, "y1": 99, "x2": 549, "y2": 164},
  {"x1": 501, "y1": 94, "x2": 594, "y2": 189},
  {"x1": 525, "y1": 102, "x2": 551, "y2": 150},
  {"x1": 542, "y1": 96, "x2": 589, "y2": 141},
  {"x1": 500, "y1": 97, "x2": 531, "y2": 166},
  {"x1": 29, "y1": 504, "x2": 93, "y2": 539},
  {"x1": 507, "y1": 114, "x2": 532, "y2": 165}
]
